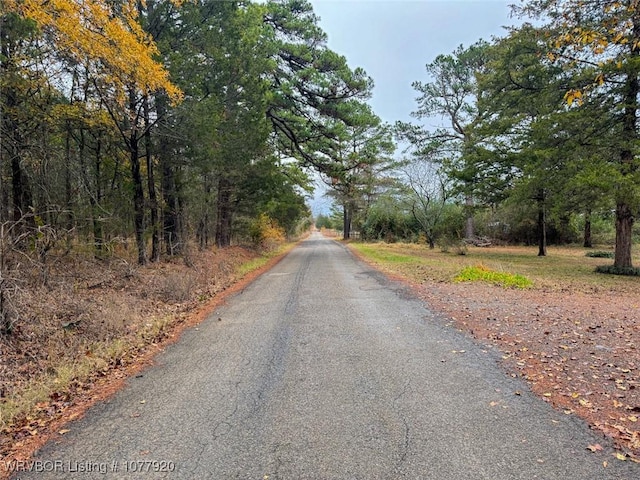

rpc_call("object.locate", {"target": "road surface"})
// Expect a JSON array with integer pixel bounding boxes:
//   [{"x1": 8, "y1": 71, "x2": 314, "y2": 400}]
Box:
[{"x1": 10, "y1": 233, "x2": 639, "y2": 479}]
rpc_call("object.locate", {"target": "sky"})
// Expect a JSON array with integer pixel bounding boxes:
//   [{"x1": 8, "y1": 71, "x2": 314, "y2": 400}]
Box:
[
  {"x1": 309, "y1": 0, "x2": 516, "y2": 126},
  {"x1": 306, "y1": 0, "x2": 518, "y2": 215}
]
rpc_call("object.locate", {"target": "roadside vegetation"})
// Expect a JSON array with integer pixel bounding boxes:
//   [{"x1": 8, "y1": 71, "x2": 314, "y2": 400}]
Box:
[
  {"x1": 348, "y1": 242, "x2": 640, "y2": 293},
  {"x1": 0, "y1": 238, "x2": 297, "y2": 466}
]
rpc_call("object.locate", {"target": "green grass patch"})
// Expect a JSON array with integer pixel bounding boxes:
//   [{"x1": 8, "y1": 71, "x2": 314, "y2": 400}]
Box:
[
  {"x1": 353, "y1": 245, "x2": 417, "y2": 264},
  {"x1": 454, "y1": 264, "x2": 533, "y2": 288},
  {"x1": 350, "y1": 242, "x2": 640, "y2": 293},
  {"x1": 236, "y1": 257, "x2": 271, "y2": 277},
  {"x1": 235, "y1": 242, "x2": 297, "y2": 277}
]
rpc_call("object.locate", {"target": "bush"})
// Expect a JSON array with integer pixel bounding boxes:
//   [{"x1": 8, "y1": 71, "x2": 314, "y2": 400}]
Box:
[
  {"x1": 362, "y1": 196, "x2": 416, "y2": 241},
  {"x1": 585, "y1": 250, "x2": 614, "y2": 258},
  {"x1": 595, "y1": 265, "x2": 640, "y2": 276},
  {"x1": 249, "y1": 213, "x2": 285, "y2": 251},
  {"x1": 438, "y1": 235, "x2": 468, "y2": 255}
]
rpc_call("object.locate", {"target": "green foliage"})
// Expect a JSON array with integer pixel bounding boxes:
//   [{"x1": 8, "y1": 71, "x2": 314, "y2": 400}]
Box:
[
  {"x1": 454, "y1": 265, "x2": 532, "y2": 288},
  {"x1": 585, "y1": 251, "x2": 614, "y2": 259},
  {"x1": 315, "y1": 214, "x2": 336, "y2": 229},
  {"x1": 595, "y1": 265, "x2": 640, "y2": 277},
  {"x1": 362, "y1": 195, "x2": 415, "y2": 242}
]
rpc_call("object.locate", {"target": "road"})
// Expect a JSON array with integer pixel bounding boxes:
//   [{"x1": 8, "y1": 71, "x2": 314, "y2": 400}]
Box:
[{"x1": 11, "y1": 232, "x2": 639, "y2": 479}]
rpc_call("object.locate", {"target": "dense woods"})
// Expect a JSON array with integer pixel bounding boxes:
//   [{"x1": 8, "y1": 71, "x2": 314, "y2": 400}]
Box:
[{"x1": 0, "y1": 0, "x2": 387, "y2": 265}]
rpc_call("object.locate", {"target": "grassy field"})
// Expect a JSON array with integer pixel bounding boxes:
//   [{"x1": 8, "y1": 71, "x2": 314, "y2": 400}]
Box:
[{"x1": 349, "y1": 242, "x2": 640, "y2": 293}]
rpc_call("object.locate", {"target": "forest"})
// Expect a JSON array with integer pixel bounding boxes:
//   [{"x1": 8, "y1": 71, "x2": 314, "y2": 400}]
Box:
[{"x1": 2, "y1": 0, "x2": 640, "y2": 294}]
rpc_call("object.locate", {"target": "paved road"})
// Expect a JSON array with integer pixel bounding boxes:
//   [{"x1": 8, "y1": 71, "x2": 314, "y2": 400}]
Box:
[{"x1": 11, "y1": 233, "x2": 639, "y2": 479}]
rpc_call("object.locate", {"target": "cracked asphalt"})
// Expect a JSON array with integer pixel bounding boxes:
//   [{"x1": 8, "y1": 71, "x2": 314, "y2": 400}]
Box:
[{"x1": 13, "y1": 232, "x2": 640, "y2": 479}]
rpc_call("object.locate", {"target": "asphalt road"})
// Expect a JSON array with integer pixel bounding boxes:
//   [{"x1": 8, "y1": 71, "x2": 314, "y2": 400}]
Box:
[{"x1": 11, "y1": 232, "x2": 639, "y2": 479}]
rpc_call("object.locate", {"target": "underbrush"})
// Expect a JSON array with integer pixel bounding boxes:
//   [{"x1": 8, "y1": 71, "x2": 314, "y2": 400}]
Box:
[
  {"x1": 595, "y1": 265, "x2": 640, "y2": 276},
  {"x1": 0, "y1": 242, "x2": 278, "y2": 452},
  {"x1": 585, "y1": 250, "x2": 614, "y2": 258}
]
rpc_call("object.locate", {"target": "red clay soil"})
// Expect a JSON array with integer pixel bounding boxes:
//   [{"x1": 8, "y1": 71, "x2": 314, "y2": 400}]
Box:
[{"x1": 412, "y1": 281, "x2": 640, "y2": 462}]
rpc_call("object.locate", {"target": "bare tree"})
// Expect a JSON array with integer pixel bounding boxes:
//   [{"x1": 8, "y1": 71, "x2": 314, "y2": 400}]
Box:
[{"x1": 401, "y1": 160, "x2": 451, "y2": 249}]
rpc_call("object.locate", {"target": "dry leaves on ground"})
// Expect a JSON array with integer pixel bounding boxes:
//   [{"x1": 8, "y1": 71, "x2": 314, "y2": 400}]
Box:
[{"x1": 414, "y1": 281, "x2": 640, "y2": 460}]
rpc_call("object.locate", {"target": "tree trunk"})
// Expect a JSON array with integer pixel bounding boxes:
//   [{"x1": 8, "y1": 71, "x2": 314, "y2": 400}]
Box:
[
  {"x1": 11, "y1": 150, "x2": 33, "y2": 226},
  {"x1": 537, "y1": 190, "x2": 546, "y2": 257},
  {"x1": 64, "y1": 121, "x2": 74, "y2": 249},
  {"x1": 215, "y1": 176, "x2": 233, "y2": 248},
  {"x1": 92, "y1": 137, "x2": 104, "y2": 254},
  {"x1": 129, "y1": 90, "x2": 146, "y2": 265},
  {"x1": 197, "y1": 175, "x2": 211, "y2": 249},
  {"x1": 343, "y1": 204, "x2": 352, "y2": 240},
  {"x1": 464, "y1": 194, "x2": 474, "y2": 239},
  {"x1": 156, "y1": 93, "x2": 181, "y2": 255},
  {"x1": 583, "y1": 209, "x2": 592, "y2": 249},
  {"x1": 614, "y1": 202, "x2": 634, "y2": 268},
  {"x1": 143, "y1": 96, "x2": 159, "y2": 262},
  {"x1": 6, "y1": 85, "x2": 33, "y2": 228},
  {"x1": 614, "y1": 43, "x2": 639, "y2": 268}
]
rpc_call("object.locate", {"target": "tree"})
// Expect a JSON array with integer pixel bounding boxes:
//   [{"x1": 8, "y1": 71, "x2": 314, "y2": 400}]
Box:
[
  {"x1": 401, "y1": 160, "x2": 452, "y2": 249},
  {"x1": 399, "y1": 41, "x2": 489, "y2": 240},
  {"x1": 5, "y1": 0, "x2": 181, "y2": 100},
  {"x1": 321, "y1": 102, "x2": 397, "y2": 239},
  {"x1": 516, "y1": 0, "x2": 640, "y2": 268},
  {"x1": 264, "y1": 0, "x2": 374, "y2": 177},
  {"x1": 475, "y1": 24, "x2": 617, "y2": 255}
]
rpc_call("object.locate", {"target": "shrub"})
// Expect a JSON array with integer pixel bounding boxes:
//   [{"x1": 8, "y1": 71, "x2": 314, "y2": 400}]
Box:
[
  {"x1": 438, "y1": 235, "x2": 468, "y2": 255},
  {"x1": 595, "y1": 265, "x2": 640, "y2": 276},
  {"x1": 454, "y1": 264, "x2": 532, "y2": 288},
  {"x1": 585, "y1": 251, "x2": 614, "y2": 258},
  {"x1": 249, "y1": 213, "x2": 285, "y2": 251}
]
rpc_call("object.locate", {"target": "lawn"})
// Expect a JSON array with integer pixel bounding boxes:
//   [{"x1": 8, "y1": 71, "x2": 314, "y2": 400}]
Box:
[{"x1": 350, "y1": 242, "x2": 640, "y2": 293}]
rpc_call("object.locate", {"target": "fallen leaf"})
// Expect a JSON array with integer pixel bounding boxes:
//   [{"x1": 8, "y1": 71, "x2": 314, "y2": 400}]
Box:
[
  {"x1": 59, "y1": 429, "x2": 70, "y2": 435},
  {"x1": 587, "y1": 444, "x2": 603, "y2": 452},
  {"x1": 614, "y1": 452, "x2": 627, "y2": 461}
]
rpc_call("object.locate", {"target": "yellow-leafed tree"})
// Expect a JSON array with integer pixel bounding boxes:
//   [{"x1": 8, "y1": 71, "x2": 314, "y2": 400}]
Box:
[{"x1": 4, "y1": 0, "x2": 181, "y2": 101}]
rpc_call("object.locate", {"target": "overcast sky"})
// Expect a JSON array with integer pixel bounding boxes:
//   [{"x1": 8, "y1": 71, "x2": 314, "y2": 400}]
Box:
[{"x1": 309, "y1": 0, "x2": 516, "y2": 126}]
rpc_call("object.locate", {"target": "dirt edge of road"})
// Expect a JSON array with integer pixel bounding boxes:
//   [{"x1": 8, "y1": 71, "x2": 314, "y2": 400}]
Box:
[
  {"x1": 347, "y1": 243, "x2": 640, "y2": 464},
  {"x1": 0, "y1": 245, "x2": 294, "y2": 480}
]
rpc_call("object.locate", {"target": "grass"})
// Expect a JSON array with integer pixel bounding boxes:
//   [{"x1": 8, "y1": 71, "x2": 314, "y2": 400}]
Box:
[
  {"x1": 235, "y1": 242, "x2": 296, "y2": 277},
  {"x1": 351, "y1": 245, "x2": 417, "y2": 264},
  {"x1": 349, "y1": 242, "x2": 640, "y2": 293},
  {"x1": 454, "y1": 264, "x2": 532, "y2": 288}
]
